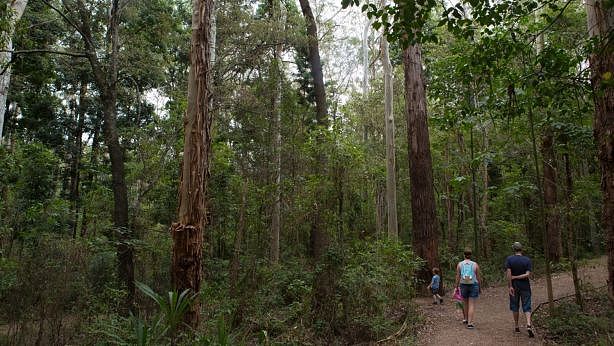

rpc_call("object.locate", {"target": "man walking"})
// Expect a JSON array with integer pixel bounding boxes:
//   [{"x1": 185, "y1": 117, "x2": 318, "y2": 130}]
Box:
[{"x1": 506, "y1": 242, "x2": 534, "y2": 338}]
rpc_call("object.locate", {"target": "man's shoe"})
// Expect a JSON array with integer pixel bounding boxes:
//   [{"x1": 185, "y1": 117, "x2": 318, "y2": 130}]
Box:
[
  {"x1": 439, "y1": 298, "x2": 443, "y2": 304},
  {"x1": 514, "y1": 327, "x2": 520, "y2": 333},
  {"x1": 462, "y1": 320, "x2": 468, "y2": 324},
  {"x1": 467, "y1": 324, "x2": 475, "y2": 329},
  {"x1": 527, "y1": 326, "x2": 535, "y2": 338}
]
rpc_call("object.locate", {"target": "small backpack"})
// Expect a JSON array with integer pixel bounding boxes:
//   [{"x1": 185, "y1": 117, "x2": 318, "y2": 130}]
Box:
[{"x1": 460, "y1": 261, "x2": 475, "y2": 285}]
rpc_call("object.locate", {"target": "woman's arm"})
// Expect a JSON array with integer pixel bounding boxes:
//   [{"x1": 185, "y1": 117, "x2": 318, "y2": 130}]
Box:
[{"x1": 455, "y1": 264, "x2": 460, "y2": 287}]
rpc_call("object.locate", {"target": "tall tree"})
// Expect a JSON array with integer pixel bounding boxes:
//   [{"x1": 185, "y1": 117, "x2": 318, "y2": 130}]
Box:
[
  {"x1": 50, "y1": 0, "x2": 136, "y2": 309},
  {"x1": 585, "y1": 0, "x2": 614, "y2": 304},
  {"x1": 380, "y1": 0, "x2": 398, "y2": 241},
  {"x1": 269, "y1": 0, "x2": 284, "y2": 264},
  {"x1": 0, "y1": 0, "x2": 28, "y2": 143},
  {"x1": 170, "y1": 0, "x2": 215, "y2": 327},
  {"x1": 298, "y1": 0, "x2": 329, "y2": 260},
  {"x1": 404, "y1": 44, "x2": 439, "y2": 279},
  {"x1": 542, "y1": 126, "x2": 561, "y2": 262},
  {"x1": 297, "y1": 0, "x2": 333, "y2": 327}
]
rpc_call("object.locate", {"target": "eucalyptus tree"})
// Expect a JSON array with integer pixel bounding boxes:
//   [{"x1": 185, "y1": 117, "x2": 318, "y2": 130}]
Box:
[
  {"x1": 170, "y1": 0, "x2": 215, "y2": 327},
  {"x1": 268, "y1": 0, "x2": 285, "y2": 264},
  {"x1": 298, "y1": 0, "x2": 336, "y2": 328},
  {"x1": 585, "y1": 0, "x2": 614, "y2": 304},
  {"x1": 0, "y1": 0, "x2": 28, "y2": 143},
  {"x1": 343, "y1": 0, "x2": 440, "y2": 277},
  {"x1": 379, "y1": 0, "x2": 398, "y2": 241}
]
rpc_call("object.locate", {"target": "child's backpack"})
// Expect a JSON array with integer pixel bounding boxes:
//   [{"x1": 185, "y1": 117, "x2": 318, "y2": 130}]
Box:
[{"x1": 460, "y1": 261, "x2": 475, "y2": 285}]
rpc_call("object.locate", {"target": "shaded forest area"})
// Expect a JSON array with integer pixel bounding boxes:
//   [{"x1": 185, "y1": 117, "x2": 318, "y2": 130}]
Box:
[{"x1": 0, "y1": 0, "x2": 612, "y2": 344}]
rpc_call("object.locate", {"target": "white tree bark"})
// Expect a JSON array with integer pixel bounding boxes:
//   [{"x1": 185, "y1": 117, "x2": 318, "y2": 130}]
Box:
[
  {"x1": 380, "y1": 0, "x2": 398, "y2": 240},
  {"x1": 0, "y1": 0, "x2": 28, "y2": 143},
  {"x1": 361, "y1": 15, "x2": 369, "y2": 142}
]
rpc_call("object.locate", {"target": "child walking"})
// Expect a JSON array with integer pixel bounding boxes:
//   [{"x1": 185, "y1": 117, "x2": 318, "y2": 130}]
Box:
[{"x1": 428, "y1": 267, "x2": 444, "y2": 304}]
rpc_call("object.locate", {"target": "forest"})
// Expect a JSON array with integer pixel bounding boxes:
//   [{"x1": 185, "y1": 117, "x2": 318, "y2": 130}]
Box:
[{"x1": 0, "y1": 0, "x2": 612, "y2": 344}]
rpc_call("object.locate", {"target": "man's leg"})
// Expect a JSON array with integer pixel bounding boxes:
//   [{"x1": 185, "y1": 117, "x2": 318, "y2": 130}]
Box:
[
  {"x1": 510, "y1": 290, "x2": 520, "y2": 332},
  {"x1": 521, "y1": 289, "x2": 534, "y2": 337}
]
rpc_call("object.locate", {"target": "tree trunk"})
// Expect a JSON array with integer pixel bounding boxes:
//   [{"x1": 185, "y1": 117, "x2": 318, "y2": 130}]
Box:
[
  {"x1": 403, "y1": 45, "x2": 440, "y2": 280},
  {"x1": 469, "y1": 126, "x2": 479, "y2": 257},
  {"x1": 380, "y1": 0, "x2": 398, "y2": 241},
  {"x1": 444, "y1": 138, "x2": 455, "y2": 252},
  {"x1": 541, "y1": 127, "x2": 561, "y2": 262},
  {"x1": 527, "y1": 102, "x2": 554, "y2": 311},
  {"x1": 0, "y1": 0, "x2": 28, "y2": 143},
  {"x1": 81, "y1": 118, "x2": 101, "y2": 237},
  {"x1": 230, "y1": 177, "x2": 247, "y2": 297},
  {"x1": 362, "y1": 16, "x2": 369, "y2": 142},
  {"x1": 586, "y1": 0, "x2": 614, "y2": 305},
  {"x1": 269, "y1": 0, "x2": 284, "y2": 264},
  {"x1": 298, "y1": 0, "x2": 327, "y2": 125},
  {"x1": 563, "y1": 149, "x2": 583, "y2": 308},
  {"x1": 170, "y1": 0, "x2": 214, "y2": 328},
  {"x1": 70, "y1": 82, "x2": 87, "y2": 238},
  {"x1": 479, "y1": 124, "x2": 491, "y2": 257},
  {"x1": 375, "y1": 183, "x2": 385, "y2": 236},
  {"x1": 298, "y1": 0, "x2": 334, "y2": 330},
  {"x1": 77, "y1": 0, "x2": 135, "y2": 310}
]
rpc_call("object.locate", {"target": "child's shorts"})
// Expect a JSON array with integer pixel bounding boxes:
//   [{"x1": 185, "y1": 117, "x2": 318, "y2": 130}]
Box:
[{"x1": 431, "y1": 287, "x2": 439, "y2": 295}]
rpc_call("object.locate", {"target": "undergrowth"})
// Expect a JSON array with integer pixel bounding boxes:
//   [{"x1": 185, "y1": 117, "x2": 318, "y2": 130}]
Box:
[{"x1": 534, "y1": 285, "x2": 614, "y2": 345}]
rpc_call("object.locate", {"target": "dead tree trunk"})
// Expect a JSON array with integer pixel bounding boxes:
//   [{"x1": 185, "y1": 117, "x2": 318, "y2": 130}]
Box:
[{"x1": 170, "y1": 0, "x2": 214, "y2": 328}]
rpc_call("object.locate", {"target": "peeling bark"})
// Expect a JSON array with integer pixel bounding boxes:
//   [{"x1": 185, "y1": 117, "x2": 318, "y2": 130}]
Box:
[{"x1": 171, "y1": 0, "x2": 215, "y2": 328}]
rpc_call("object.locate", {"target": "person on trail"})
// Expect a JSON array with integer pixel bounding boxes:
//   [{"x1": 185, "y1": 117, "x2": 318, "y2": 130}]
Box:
[
  {"x1": 506, "y1": 241, "x2": 535, "y2": 338},
  {"x1": 455, "y1": 249, "x2": 480, "y2": 329},
  {"x1": 428, "y1": 267, "x2": 443, "y2": 305}
]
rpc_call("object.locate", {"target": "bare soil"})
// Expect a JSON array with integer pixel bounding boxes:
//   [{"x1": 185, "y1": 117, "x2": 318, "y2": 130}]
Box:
[{"x1": 414, "y1": 257, "x2": 607, "y2": 346}]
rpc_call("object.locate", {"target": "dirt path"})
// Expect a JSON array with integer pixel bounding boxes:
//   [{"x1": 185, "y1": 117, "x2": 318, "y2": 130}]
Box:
[{"x1": 414, "y1": 257, "x2": 607, "y2": 345}]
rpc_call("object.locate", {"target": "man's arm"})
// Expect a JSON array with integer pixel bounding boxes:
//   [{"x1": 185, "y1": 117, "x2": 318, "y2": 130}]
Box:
[
  {"x1": 507, "y1": 268, "x2": 515, "y2": 296},
  {"x1": 511, "y1": 271, "x2": 531, "y2": 280}
]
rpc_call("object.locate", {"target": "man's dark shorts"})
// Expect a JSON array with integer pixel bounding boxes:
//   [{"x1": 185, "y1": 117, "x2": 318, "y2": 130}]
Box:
[
  {"x1": 460, "y1": 283, "x2": 479, "y2": 298},
  {"x1": 510, "y1": 287, "x2": 532, "y2": 312}
]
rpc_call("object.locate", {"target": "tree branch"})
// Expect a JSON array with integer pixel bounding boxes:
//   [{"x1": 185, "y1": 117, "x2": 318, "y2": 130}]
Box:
[
  {"x1": 2, "y1": 49, "x2": 88, "y2": 57},
  {"x1": 39, "y1": 0, "x2": 96, "y2": 50}
]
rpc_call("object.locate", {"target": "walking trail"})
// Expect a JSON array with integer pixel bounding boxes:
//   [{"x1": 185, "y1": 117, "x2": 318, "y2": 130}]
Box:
[{"x1": 414, "y1": 257, "x2": 607, "y2": 345}]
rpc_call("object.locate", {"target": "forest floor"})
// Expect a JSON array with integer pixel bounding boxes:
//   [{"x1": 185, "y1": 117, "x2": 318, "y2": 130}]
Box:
[{"x1": 413, "y1": 256, "x2": 607, "y2": 346}]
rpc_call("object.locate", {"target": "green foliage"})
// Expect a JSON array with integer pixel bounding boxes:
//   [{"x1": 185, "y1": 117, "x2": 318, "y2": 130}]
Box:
[
  {"x1": 135, "y1": 281, "x2": 197, "y2": 337},
  {"x1": 337, "y1": 240, "x2": 421, "y2": 341},
  {"x1": 535, "y1": 289, "x2": 614, "y2": 345}
]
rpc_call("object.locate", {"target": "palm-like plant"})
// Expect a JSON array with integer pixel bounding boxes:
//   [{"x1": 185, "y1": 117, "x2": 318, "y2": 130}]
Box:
[{"x1": 135, "y1": 281, "x2": 198, "y2": 339}]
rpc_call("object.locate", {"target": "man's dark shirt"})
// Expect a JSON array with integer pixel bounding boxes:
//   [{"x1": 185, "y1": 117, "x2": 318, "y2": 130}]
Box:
[{"x1": 505, "y1": 254, "x2": 532, "y2": 291}]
